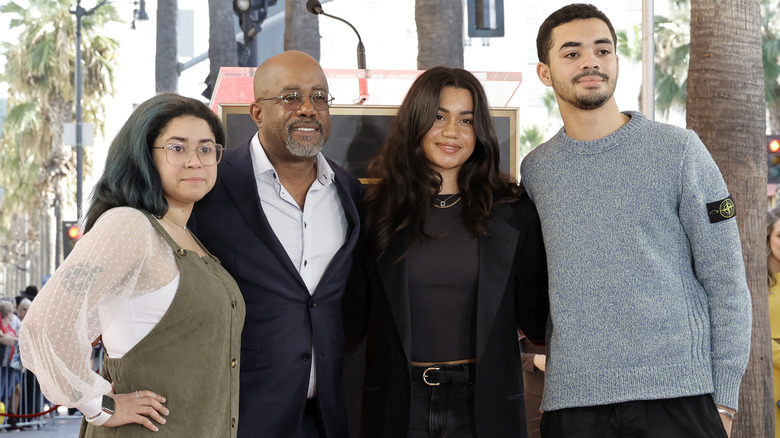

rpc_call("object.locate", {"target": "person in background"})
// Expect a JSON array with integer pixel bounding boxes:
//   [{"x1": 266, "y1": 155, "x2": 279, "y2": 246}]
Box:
[
  {"x1": 20, "y1": 92, "x2": 245, "y2": 437},
  {"x1": 522, "y1": 4, "x2": 751, "y2": 437},
  {"x1": 343, "y1": 66, "x2": 548, "y2": 438},
  {"x1": 767, "y1": 207, "x2": 780, "y2": 438},
  {"x1": 191, "y1": 50, "x2": 362, "y2": 438},
  {"x1": 0, "y1": 300, "x2": 19, "y2": 422}
]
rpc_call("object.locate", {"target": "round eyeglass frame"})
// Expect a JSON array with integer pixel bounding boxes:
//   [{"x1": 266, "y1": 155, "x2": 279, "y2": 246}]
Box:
[
  {"x1": 152, "y1": 144, "x2": 224, "y2": 167},
  {"x1": 255, "y1": 91, "x2": 335, "y2": 111}
]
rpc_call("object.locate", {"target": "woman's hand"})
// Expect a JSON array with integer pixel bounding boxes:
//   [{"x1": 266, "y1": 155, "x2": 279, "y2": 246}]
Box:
[{"x1": 103, "y1": 390, "x2": 169, "y2": 432}]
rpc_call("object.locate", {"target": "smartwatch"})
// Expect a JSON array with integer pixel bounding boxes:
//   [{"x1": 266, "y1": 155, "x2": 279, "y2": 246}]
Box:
[{"x1": 85, "y1": 395, "x2": 115, "y2": 426}]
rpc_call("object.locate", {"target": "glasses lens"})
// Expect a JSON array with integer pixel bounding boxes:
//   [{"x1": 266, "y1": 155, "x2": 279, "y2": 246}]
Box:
[
  {"x1": 202, "y1": 145, "x2": 224, "y2": 166},
  {"x1": 166, "y1": 144, "x2": 189, "y2": 165},
  {"x1": 311, "y1": 92, "x2": 331, "y2": 110},
  {"x1": 281, "y1": 92, "x2": 304, "y2": 109},
  {"x1": 166, "y1": 144, "x2": 223, "y2": 166}
]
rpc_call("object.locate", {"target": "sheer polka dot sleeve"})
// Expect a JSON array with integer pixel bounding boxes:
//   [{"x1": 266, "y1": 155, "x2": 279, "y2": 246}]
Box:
[{"x1": 19, "y1": 207, "x2": 178, "y2": 407}]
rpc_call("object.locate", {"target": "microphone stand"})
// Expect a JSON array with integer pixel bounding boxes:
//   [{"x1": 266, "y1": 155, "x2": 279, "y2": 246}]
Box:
[
  {"x1": 318, "y1": 11, "x2": 366, "y2": 70},
  {"x1": 308, "y1": 1, "x2": 369, "y2": 103}
]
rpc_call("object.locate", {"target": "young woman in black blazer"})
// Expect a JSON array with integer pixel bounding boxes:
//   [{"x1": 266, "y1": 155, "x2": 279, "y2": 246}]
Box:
[{"x1": 344, "y1": 67, "x2": 549, "y2": 438}]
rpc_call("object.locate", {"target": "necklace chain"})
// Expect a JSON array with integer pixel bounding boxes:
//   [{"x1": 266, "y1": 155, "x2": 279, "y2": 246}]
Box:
[
  {"x1": 161, "y1": 215, "x2": 187, "y2": 230},
  {"x1": 433, "y1": 193, "x2": 462, "y2": 209}
]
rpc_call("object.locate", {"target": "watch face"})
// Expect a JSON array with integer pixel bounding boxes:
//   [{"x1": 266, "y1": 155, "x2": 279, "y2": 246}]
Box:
[{"x1": 101, "y1": 395, "x2": 116, "y2": 415}]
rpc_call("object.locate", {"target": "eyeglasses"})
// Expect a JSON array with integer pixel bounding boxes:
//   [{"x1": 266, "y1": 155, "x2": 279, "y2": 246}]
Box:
[
  {"x1": 255, "y1": 91, "x2": 335, "y2": 111},
  {"x1": 152, "y1": 143, "x2": 224, "y2": 166}
]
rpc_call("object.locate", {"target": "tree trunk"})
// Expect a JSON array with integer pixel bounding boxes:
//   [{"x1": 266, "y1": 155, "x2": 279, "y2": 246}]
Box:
[
  {"x1": 687, "y1": 1, "x2": 773, "y2": 436},
  {"x1": 155, "y1": 0, "x2": 178, "y2": 93},
  {"x1": 207, "y1": 0, "x2": 238, "y2": 99},
  {"x1": 415, "y1": 0, "x2": 463, "y2": 69},
  {"x1": 284, "y1": 0, "x2": 320, "y2": 61},
  {"x1": 769, "y1": 96, "x2": 780, "y2": 134}
]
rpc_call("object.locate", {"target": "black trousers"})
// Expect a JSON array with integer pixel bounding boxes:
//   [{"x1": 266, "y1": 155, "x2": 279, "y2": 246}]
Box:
[
  {"x1": 299, "y1": 397, "x2": 326, "y2": 438},
  {"x1": 540, "y1": 394, "x2": 728, "y2": 438},
  {"x1": 408, "y1": 364, "x2": 478, "y2": 438}
]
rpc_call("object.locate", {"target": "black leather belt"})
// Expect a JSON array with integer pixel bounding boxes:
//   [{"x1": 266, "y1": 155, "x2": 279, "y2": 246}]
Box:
[{"x1": 411, "y1": 363, "x2": 476, "y2": 386}]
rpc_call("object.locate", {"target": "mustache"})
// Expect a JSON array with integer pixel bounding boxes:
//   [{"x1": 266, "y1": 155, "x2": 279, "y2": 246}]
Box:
[
  {"x1": 572, "y1": 71, "x2": 609, "y2": 84},
  {"x1": 288, "y1": 118, "x2": 324, "y2": 133}
]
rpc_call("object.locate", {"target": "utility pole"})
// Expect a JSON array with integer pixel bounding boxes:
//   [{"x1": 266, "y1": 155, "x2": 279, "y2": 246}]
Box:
[{"x1": 70, "y1": 0, "x2": 108, "y2": 221}]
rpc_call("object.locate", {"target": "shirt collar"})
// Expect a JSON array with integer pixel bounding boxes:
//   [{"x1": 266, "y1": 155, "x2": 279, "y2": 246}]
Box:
[{"x1": 250, "y1": 133, "x2": 336, "y2": 186}]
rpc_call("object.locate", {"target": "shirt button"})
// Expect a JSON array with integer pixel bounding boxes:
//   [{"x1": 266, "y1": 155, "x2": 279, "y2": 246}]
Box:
[
  {"x1": 232, "y1": 418, "x2": 236, "y2": 427},
  {"x1": 303, "y1": 260, "x2": 308, "y2": 267},
  {"x1": 301, "y1": 352, "x2": 311, "y2": 361},
  {"x1": 231, "y1": 358, "x2": 237, "y2": 368},
  {"x1": 231, "y1": 299, "x2": 237, "y2": 308}
]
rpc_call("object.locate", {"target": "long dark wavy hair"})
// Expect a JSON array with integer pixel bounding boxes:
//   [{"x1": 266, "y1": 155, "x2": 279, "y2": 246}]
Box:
[
  {"x1": 84, "y1": 92, "x2": 225, "y2": 232},
  {"x1": 363, "y1": 66, "x2": 522, "y2": 263}
]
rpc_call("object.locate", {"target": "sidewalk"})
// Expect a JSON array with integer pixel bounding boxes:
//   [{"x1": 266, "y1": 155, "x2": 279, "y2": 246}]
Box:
[{"x1": 0, "y1": 415, "x2": 81, "y2": 437}]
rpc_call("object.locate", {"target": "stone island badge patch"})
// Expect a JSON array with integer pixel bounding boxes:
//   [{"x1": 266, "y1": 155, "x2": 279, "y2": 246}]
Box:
[{"x1": 706, "y1": 195, "x2": 736, "y2": 223}]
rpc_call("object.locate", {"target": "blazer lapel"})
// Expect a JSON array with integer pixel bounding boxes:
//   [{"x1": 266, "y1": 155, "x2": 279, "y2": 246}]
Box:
[
  {"x1": 476, "y1": 204, "x2": 519, "y2": 362},
  {"x1": 313, "y1": 170, "x2": 360, "y2": 291},
  {"x1": 376, "y1": 235, "x2": 412, "y2": 365},
  {"x1": 220, "y1": 143, "x2": 306, "y2": 286}
]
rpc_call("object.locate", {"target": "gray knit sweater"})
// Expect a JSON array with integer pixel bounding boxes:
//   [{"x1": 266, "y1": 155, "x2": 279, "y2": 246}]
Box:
[{"x1": 520, "y1": 111, "x2": 751, "y2": 412}]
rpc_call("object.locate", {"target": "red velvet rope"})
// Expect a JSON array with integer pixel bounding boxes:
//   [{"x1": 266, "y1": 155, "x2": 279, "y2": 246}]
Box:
[{"x1": 0, "y1": 404, "x2": 61, "y2": 418}]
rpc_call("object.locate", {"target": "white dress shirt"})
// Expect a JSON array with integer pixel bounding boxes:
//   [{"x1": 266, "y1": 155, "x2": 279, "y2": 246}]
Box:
[{"x1": 250, "y1": 134, "x2": 348, "y2": 398}]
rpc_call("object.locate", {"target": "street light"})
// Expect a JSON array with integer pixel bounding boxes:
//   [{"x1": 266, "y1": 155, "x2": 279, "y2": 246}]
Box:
[
  {"x1": 70, "y1": 0, "x2": 108, "y2": 221},
  {"x1": 131, "y1": 0, "x2": 149, "y2": 29}
]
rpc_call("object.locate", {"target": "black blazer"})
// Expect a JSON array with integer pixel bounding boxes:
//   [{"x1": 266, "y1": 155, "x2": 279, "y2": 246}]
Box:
[
  {"x1": 191, "y1": 140, "x2": 361, "y2": 438},
  {"x1": 343, "y1": 195, "x2": 548, "y2": 438}
]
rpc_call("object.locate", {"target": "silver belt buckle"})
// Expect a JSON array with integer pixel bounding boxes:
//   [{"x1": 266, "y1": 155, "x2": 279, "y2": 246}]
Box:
[{"x1": 422, "y1": 367, "x2": 440, "y2": 386}]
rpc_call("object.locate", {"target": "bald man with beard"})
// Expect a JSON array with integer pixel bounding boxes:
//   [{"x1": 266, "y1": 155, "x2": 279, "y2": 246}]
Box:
[{"x1": 191, "y1": 50, "x2": 362, "y2": 438}]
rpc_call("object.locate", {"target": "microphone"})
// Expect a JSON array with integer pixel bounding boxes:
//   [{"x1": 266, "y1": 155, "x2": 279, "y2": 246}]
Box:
[
  {"x1": 305, "y1": 0, "x2": 322, "y2": 14},
  {"x1": 306, "y1": 0, "x2": 366, "y2": 70}
]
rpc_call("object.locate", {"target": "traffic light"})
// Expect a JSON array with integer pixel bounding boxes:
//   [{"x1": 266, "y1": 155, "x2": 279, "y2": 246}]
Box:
[
  {"x1": 233, "y1": 0, "x2": 277, "y2": 42},
  {"x1": 769, "y1": 135, "x2": 780, "y2": 184},
  {"x1": 62, "y1": 221, "x2": 82, "y2": 259}
]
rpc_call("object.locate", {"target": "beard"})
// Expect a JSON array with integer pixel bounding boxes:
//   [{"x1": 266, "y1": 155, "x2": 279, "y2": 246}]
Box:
[
  {"x1": 554, "y1": 70, "x2": 616, "y2": 110},
  {"x1": 285, "y1": 119, "x2": 325, "y2": 158}
]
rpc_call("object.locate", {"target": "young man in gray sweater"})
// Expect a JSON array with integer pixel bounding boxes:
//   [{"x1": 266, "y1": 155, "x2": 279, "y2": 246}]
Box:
[{"x1": 520, "y1": 4, "x2": 752, "y2": 437}]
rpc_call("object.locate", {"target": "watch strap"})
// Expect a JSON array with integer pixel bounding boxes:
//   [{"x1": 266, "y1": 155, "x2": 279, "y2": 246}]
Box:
[
  {"x1": 85, "y1": 395, "x2": 115, "y2": 426},
  {"x1": 85, "y1": 409, "x2": 112, "y2": 426}
]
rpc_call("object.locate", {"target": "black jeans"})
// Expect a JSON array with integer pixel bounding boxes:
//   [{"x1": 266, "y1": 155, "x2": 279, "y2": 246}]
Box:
[
  {"x1": 408, "y1": 364, "x2": 478, "y2": 438},
  {"x1": 540, "y1": 394, "x2": 728, "y2": 438}
]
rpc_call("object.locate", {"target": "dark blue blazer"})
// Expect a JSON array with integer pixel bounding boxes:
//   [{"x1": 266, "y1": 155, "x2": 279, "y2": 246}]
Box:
[{"x1": 191, "y1": 140, "x2": 361, "y2": 438}]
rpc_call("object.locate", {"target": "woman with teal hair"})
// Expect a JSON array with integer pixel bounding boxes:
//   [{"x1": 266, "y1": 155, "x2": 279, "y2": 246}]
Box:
[{"x1": 20, "y1": 92, "x2": 245, "y2": 437}]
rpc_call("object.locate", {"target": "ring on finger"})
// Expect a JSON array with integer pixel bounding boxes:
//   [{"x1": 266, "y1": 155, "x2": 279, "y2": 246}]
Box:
[{"x1": 136, "y1": 390, "x2": 140, "y2": 398}]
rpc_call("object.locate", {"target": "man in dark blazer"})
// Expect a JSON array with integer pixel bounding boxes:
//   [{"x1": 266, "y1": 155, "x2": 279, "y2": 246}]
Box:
[{"x1": 191, "y1": 50, "x2": 361, "y2": 438}]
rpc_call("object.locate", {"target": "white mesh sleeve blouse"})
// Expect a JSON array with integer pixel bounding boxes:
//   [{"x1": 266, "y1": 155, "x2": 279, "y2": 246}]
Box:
[{"x1": 19, "y1": 207, "x2": 179, "y2": 408}]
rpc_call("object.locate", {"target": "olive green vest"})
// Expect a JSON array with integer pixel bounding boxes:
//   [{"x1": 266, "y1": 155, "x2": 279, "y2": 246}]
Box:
[{"x1": 81, "y1": 211, "x2": 245, "y2": 437}]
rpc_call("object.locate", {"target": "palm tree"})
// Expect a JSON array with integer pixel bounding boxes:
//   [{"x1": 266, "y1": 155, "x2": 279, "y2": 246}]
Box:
[
  {"x1": 415, "y1": 0, "x2": 463, "y2": 69},
  {"x1": 284, "y1": 0, "x2": 320, "y2": 60},
  {"x1": 617, "y1": 0, "x2": 690, "y2": 117},
  {"x1": 207, "y1": 0, "x2": 238, "y2": 98},
  {"x1": 0, "y1": 0, "x2": 119, "y2": 270},
  {"x1": 619, "y1": 0, "x2": 780, "y2": 132},
  {"x1": 687, "y1": 0, "x2": 772, "y2": 435},
  {"x1": 762, "y1": 0, "x2": 780, "y2": 132},
  {"x1": 155, "y1": 0, "x2": 178, "y2": 92}
]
